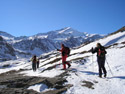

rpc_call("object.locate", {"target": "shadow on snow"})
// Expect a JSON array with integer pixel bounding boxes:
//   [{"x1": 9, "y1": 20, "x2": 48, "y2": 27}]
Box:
[
  {"x1": 80, "y1": 71, "x2": 98, "y2": 75},
  {"x1": 109, "y1": 76, "x2": 125, "y2": 79}
]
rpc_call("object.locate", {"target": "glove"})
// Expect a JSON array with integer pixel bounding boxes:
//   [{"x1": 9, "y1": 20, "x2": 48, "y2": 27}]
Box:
[
  {"x1": 91, "y1": 47, "x2": 93, "y2": 52},
  {"x1": 91, "y1": 47, "x2": 93, "y2": 50},
  {"x1": 88, "y1": 47, "x2": 93, "y2": 52}
]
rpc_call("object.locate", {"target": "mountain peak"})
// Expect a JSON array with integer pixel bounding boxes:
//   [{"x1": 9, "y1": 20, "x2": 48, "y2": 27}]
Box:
[
  {"x1": 0, "y1": 31, "x2": 14, "y2": 40},
  {"x1": 58, "y1": 27, "x2": 71, "y2": 34}
]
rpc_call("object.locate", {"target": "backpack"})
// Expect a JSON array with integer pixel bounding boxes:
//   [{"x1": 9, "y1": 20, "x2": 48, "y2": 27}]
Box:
[
  {"x1": 65, "y1": 47, "x2": 70, "y2": 56},
  {"x1": 98, "y1": 47, "x2": 106, "y2": 57},
  {"x1": 32, "y1": 57, "x2": 37, "y2": 63}
]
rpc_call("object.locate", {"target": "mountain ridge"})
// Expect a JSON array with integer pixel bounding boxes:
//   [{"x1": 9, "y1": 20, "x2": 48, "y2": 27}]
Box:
[{"x1": 0, "y1": 27, "x2": 104, "y2": 57}]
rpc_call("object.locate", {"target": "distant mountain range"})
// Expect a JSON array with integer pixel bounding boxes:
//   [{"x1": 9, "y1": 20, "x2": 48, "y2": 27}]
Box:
[{"x1": 0, "y1": 27, "x2": 106, "y2": 61}]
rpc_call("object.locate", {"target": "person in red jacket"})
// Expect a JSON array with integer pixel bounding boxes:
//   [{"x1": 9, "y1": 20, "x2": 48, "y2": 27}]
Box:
[{"x1": 57, "y1": 44, "x2": 71, "y2": 70}]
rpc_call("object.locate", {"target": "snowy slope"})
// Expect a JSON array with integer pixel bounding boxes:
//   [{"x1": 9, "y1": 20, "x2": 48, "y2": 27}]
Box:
[
  {"x1": 65, "y1": 43, "x2": 125, "y2": 94},
  {"x1": 71, "y1": 31, "x2": 125, "y2": 55},
  {"x1": 20, "y1": 30, "x2": 125, "y2": 94},
  {"x1": 0, "y1": 28, "x2": 125, "y2": 94}
]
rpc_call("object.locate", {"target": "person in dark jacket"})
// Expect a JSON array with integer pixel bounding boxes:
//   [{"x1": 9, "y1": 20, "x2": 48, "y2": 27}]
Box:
[
  {"x1": 31, "y1": 55, "x2": 37, "y2": 72},
  {"x1": 57, "y1": 44, "x2": 71, "y2": 70},
  {"x1": 91, "y1": 43, "x2": 107, "y2": 78}
]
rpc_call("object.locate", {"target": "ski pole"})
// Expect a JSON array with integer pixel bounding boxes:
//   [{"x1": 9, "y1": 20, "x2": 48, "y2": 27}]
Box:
[
  {"x1": 54, "y1": 50, "x2": 58, "y2": 68},
  {"x1": 105, "y1": 58, "x2": 114, "y2": 76},
  {"x1": 92, "y1": 54, "x2": 94, "y2": 72}
]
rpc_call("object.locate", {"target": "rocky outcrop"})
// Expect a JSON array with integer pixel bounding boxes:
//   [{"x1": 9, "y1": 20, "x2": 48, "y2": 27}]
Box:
[{"x1": 0, "y1": 69, "x2": 72, "y2": 94}]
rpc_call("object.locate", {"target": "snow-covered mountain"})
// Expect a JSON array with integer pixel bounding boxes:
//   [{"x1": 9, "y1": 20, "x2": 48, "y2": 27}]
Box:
[
  {"x1": 0, "y1": 31, "x2": 15, "y2": 42},
  {"x1": 0, "y1": 36, "x2": 16, "y2": 61},
  {"x1": 0, "y1": 31, "x2": 14, "y2": 38},
  {"x1": 35, "y1": 27, "x2": 87, "y2": 40},
  {"x1": 5, "y1": 27, "x2": 103, "y2": 56},
  {"x1": 1, "y1": 27, "x2": 124, "y2": 61},
  {"x1": 0, "y1": 36, "x2": 31, "y2": 61},
  {"x1": 33, "y1": 27, "x2": 103, "y2": 42},
  {"x1": 12, "y1": 38, "x2": 57, "y2": 55},
  {"x1": 0, "y1": 26, "x2": 124, "y2": 94}
]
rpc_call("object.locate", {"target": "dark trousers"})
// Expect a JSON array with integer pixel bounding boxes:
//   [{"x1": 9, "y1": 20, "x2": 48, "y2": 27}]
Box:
[
  {"x1": 37, "y1": 62, "x2": 39, "y2": 68},
  {"x1": 32, "y1": 62, "x2": 36, "y2": 71},
  {"x1": 97, "y1": 57, "x2": 107, "y2": 76}
]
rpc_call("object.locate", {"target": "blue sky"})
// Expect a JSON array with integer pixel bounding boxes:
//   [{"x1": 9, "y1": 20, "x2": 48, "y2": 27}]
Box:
[{"x1": 0, "y1": 0, "x2": 125, "y2": 37}]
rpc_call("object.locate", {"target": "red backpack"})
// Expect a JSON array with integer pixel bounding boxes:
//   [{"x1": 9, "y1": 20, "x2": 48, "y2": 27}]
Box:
[{"x1": 98, "y1": 47, "x2": 106, "y2": 57}]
